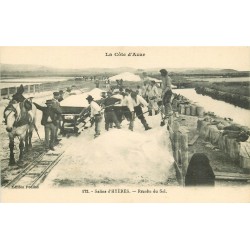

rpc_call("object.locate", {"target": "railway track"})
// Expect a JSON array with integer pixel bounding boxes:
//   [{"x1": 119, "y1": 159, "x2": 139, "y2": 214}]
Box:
[{"x1": 4, "y1": 150, "x2": 65, "y2": 188}]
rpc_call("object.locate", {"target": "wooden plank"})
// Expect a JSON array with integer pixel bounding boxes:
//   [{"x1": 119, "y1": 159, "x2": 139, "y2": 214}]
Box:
[
  {"x1": 214, "y1": 171, "x2": 250, "y2": 181},
  {"x1": 188, "y1": 134, "x2": 199, "y2": 146},
  {"x1": 215, "y1": 176, "x2": 249, "y2": 181},
  {"x1": 180, "y1": 133, "x2": 188, "y2": 178},
  {"x1": 240, "y1": 142, "x2": 250, "y2": 158},
  {"x1": 215, "y1": 171, "x2": 250, "y2": 178},
  {"x1": 245, "y1": 144, "x2": 250, "y2": 158},
  {"x1": 240, "y1": 144, "x2": 247, "y2": 158}
]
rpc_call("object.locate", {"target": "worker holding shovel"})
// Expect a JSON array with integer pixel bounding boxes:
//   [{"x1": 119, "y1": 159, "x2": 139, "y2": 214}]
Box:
[{"x1": 130, "y1": 91, "x2": 152, "y2": 131}]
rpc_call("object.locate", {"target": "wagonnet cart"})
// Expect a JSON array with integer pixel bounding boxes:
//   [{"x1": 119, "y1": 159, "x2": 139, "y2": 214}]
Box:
[
  {"x1": 60, "y1": 106, "x2": 91, "y2": 135},
  {"x1": 60, "y1": 88, "x2": 106, "y2": 136}
]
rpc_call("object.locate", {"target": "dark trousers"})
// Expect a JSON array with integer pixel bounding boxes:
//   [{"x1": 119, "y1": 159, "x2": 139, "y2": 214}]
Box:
[
  {"x1": 134, "y1": 105, "x2": 147, "y2": 126},
  {"x1": 163, "y1": 90, "x2": 173, "y2": 117},
  {"x1": 117, "y1": 106, "x2": 134, "y2": 130},
  {"x1": 134, "y1": 105, "x2": 150, "y2": 130},
  {"x1": 54, "y1": 120, "x2": 60, "y2": 140},
  {"x1": 113, "y1": 106, "x2": 124, "y2": 124},
  {"x1": 104, "y1": 109, "x2": 121, "y2": 130},
  {"x1": 94, "y1": 114, "x2": 102, "y2": 135},
  {"x1": 44, "y1": 122, "x2": 56, "y2": 149}
]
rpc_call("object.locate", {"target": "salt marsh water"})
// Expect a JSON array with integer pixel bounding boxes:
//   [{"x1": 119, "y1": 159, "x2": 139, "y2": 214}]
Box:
[
  {"x1": 173, "y1": 88, "x2": 250, "y2": 127},
  {"x1": 0, "y1": 77, "x2": 75, "y2": 88}
]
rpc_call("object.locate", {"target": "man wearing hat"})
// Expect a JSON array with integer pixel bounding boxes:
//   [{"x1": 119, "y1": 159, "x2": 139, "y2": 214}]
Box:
[
  {"x1": 147, "y1": 81, "x2": 159, "y2": 116},
  {"x1": 58, "y1": 90, "x2": 64, "y2": 102},
  {"x1": 52, "y1": 91, "x2": 61, "y2": 104},
  {"x1": 33, "y1": 100, "x2": 62, "y2": 151},
  {"x1": 86, "y1": 95, "x2": 102, "y2": 138},
  {"x1": 52, "y1": 92, "x2": 62, "y2": 144},
  {"x1": 160, "y1": 69, "x2": 173, "y2": 126}
]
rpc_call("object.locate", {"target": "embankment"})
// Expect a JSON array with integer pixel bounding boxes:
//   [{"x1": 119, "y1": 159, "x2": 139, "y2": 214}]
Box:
[
  {"x1": 195, "y1": 82, "x2": 250, "y2": 109},
  {"x1": 171, "y1": 94, "x2": 250, "y2": 174}
]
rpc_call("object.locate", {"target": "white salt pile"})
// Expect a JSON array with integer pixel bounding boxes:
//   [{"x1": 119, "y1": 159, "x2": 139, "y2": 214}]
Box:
[
  {"x1": 109, "y1": 72, "x2": 141, "y2": 82},
  {"x1": 60, "y1": 88, "x2": 105, "y2": 107},
  {"x1": 42, "y1": 121, "x2": 174, "y2": 187}
]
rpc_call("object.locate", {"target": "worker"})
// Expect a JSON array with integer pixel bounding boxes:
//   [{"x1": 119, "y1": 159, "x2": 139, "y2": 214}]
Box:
[
  {"x1": 95, "y1": 79, "x2": 100, "y2": 88},
  {"x1": 119, "y1": 91, "x2": 134, "y2": 131},
  {"x1": 58, "y1": 90, "x2": 64, "y2": 102},
  {"x1": 119, "y1": 79, "x2": 123, "y2": 87},
  {"x1": 147, "y1": 81, "x2": 159, "y2": 116},
  {"x1": 102, "y1": 91, "x2": 121, "y2": 131},
  {"x1": 160, "y1": 69, "x2": 173, "y2": 126},
  {"x1": 130, "y1": 91, "x2": 151, "y2": 131},
  {"x1": 141, "y1": 73, "x2": 151, "y2": 102},
  {"x1": 105, "y1": 79, "x2": 111, "y2": 92},
  {"x1": 86, "y1": 95, "x2": 102, "y2": 138},
  {"x1": 52, "y1": 92, "x2": 62, "y2": 144},
  {"x1": 136, "y1": 85, "x2": 143, "y2": 96},
  {"x1": 33, "y1": 100, "x2": 62, "y2": 151}
]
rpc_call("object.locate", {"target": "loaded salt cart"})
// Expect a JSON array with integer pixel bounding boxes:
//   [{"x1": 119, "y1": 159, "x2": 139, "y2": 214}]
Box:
[{"x1": 60, "y1": 88, "x2": 106, "y2": 135}]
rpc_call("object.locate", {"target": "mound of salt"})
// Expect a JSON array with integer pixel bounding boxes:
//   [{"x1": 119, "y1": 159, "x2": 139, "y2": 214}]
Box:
[
  {"x1": 43, "y1": 125, "x2": 174, "y2": 187},
  {"x1": 109, "y1": 72, "x2": 141, "y2": 82},
  {"x1": 60, "y1": 88, "x2": 105, "y2": 107}
]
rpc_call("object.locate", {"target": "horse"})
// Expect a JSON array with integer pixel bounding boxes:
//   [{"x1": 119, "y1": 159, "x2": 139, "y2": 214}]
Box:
[{"x1": 4, "y1": 98, "x2": 37, "y2": 166}]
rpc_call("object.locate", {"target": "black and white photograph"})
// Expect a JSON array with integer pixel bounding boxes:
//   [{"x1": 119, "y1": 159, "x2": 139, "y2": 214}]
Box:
[
  {"x1": 0, "y1": 46, "x2": 249, "y2": 202},
  {"x1": 1, "y1": 2, "x2": 250, "y2": 250}
]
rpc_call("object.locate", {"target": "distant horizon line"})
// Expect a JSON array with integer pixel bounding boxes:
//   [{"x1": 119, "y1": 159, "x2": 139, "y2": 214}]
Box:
[{"x1": 2, "y1": 63, "x2": 248, "y2": 71}]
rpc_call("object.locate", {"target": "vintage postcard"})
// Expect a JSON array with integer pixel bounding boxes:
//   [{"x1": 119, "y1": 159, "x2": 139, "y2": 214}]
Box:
[{"x1": 0, "y1": 46, "x2": 250, "y2": 202}]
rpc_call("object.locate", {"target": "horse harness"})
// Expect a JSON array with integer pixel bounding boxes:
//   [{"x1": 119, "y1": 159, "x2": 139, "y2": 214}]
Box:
[{"x1": 4, "y1": 99, "x2": 32, "y2": 128}]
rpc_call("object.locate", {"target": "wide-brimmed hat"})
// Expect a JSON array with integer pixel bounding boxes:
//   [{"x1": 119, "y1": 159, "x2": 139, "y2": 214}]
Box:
[
  {"x1": 86, "y1": 95, "x2": 94, "y2": 101},
  {"x1": 125, "y1": 88, "x2": 131, "y2": 93},
  {"x1": 45, "y1": 99, "x2": 53, "y2": 105},
  {"x1": 130, "y1": 91, "x2": 137, "y2": 98}
]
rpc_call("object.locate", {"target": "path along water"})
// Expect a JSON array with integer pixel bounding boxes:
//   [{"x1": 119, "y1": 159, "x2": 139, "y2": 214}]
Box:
[
  {"x1": 173, "y1": 88, "x2": 250, "y2": 127},
  {"x1": 0, "y1": 77, "x2": 75, "y2": 89}
]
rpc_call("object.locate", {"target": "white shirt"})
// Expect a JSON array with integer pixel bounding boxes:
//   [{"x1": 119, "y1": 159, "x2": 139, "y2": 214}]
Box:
[
  {"x1": 137, "y1": 89, "x2": 143, "y2": 96},
  {"x1": 121, "y1": 95, "x2": 134, "y2": 112},
  {"x1": 148, "y1": 85, "x2": 159, "y2": 99},
  {"x1": 131, "y1": 95, "x2": 148, "y2": 108},
  {"x1": 90, "y1": 101, "x2": 101, "y2": 117}
]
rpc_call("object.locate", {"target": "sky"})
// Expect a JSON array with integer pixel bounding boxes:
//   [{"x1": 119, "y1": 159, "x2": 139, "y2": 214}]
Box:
[{"x1": 1, "y1": 46, "x2": 250, "y2": 71}]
